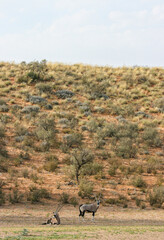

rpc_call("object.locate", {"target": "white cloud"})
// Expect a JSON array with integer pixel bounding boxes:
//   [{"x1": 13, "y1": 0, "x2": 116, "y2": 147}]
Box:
[
  {"x1": 0, "y1": 0, "x2": 163, "y2": 66},
  {"x1": 152, "y1": 4, "x2": 164, "y2": 20},
  {"x1": 47, "y1": 9, "x2": 94, "y2": 36}
]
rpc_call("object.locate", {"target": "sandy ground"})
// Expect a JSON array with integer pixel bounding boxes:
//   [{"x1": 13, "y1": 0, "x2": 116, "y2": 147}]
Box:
[{"x1": 0, "y1": 204, "x2": 164, "y2": 239}]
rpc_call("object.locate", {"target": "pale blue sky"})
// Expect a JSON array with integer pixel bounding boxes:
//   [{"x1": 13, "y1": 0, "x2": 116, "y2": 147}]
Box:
[{"x1": 0, "y1": 0, "x2": 163, "y2": 66}]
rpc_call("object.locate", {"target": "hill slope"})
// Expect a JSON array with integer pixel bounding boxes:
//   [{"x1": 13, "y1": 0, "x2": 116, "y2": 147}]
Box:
[{"x1": 0, "y1": 61, "x2": 163, "y2": 208}]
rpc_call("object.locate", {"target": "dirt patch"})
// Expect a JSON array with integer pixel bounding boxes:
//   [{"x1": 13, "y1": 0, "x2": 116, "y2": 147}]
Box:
[{"x1": 0, "y1": 204, "x2": 164, "y2": 227}]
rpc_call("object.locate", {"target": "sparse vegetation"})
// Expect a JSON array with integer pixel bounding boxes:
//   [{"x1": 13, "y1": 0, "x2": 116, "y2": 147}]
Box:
[
  {"x1": 28, "y1": 186, "x2": 50, "y2": 203},
  {"x1": 0, "y1": 61, "x2": 163, "y2": 207}
]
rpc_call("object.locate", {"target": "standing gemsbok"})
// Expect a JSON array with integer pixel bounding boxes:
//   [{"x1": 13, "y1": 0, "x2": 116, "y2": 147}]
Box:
[{"x1": 79, "y1": 194, "x2": 101, "y2": 221}]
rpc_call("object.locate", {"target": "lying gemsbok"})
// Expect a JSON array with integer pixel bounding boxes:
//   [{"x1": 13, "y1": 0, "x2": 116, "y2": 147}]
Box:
[
  {"x1": 79, "y1": 194, "x2": 101, "y2": 221},
  {"x1": 42, "y1": 204, "x2": 63, "y2": 225}
]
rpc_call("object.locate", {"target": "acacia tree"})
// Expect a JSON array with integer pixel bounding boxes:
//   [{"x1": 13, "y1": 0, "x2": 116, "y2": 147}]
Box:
[{"x1": 71, "y1": 148, "x2": 94, "y2": 184}]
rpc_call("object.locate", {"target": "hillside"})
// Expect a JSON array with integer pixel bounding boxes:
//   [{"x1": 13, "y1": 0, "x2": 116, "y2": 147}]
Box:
[{"x1": 0, "y1": 61, "x2": 163, "y2": 208}]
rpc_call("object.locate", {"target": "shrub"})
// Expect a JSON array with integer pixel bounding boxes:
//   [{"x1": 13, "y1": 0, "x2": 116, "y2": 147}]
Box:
[
  {"x1": 103, "y1": 123, "x2": 117, "y2": 138},
  {"x1": 17, "y1": 75, "x2": 29, "y2": 83},
  {"x1": 115, "y1": 123, "x2": 139, "y2": 140},
  {"x1": 114, "y1": 138, "x2": 137, "y2": 159},
  {"x1": 81, "y1": 162, "x2": 103, "y2": 176},
  {"x1": 105, "y1": 195, "x2": 128, "y2": 207},
  {"x1": 108, "y1": 165, "x2": 118, "y2": 176},
  {"x1": 0, "y1": 124, "x2": 7, "y2": 158},
  {"x1": 137, "y1": 75, "x2": 148, "y2": 84},
  {"x1": 146, "y1": 157, "x2": 162, "y2": 174},
  {"x1": 30, "y1": 172, "x2": 40, "y2": 183},
  {"x1": 87, "y1": 119, "x2": 98, "y2": 133},
  {"x1": 155, "y1": 97, "x2": 164, "y2": 113},
  {"x1": 0, "y1": 113, "x2": 11, "y2": 124},
  {"x1": 148, "y1": 186, "x2": 164, "y2": 208},
  {"x1": 78, "y1": 180, "x2": 93, "y2": 199},
  {"x1": 35, "y1": 115, "x2": 56, "y2": 146},
  {"x1": 121, "y1": 73, "x2": 134, "y2": 87},
  {"x1": 60, "y1": 192, "x2": 69, "y2": 204},
  {"x1": 28, "y1": 186, "x2": 50, "y2": 203},
  {"x1": 94, "y1": 136, "x2": 106, "y2": 149},
  {"x1": 132, "y1": 177, "x2": 147, "y2": 188},
  {"x1": 105, "y1": 198, "x2": 117, "y2": 205},
  {"x1": 15, "y1": 123, "x2": 28, "y2": 136},
  {"x1": 135, "y1": 198, "x2": 141, "y2": 207},
  {"x1": 142, "y1": 127, "x2": 162, "y2": 147},
  {"x1": 19, "y1": 60, "x2": 52, "y2": 84},
  {"x1": 0, "y1": 124, "x2": 5, "y2": 138},
  {"x1": 0, "y1": 104, "x2": 9, "y2": 112},
  {"x1": 63, "y1": 133, "x2": 82, "y2": 148},
  {"x1": 9, "y1": 189, "x2": 23, "y2": 204},
  {"x1": 69, "y1": 197, "x2": 78, "y2": 207},
  {"x1": 36, "y1": 83, "x2": 53, "y2": 94},
  {"x1": 19, "y1": 152, "x2": 30, "y2": 160},
  {"x1": 22, "y1": 168, "x2": 29, "y2": 178},
  {"x1": 0, "y1": 189, "x2": 5, "y2": 205},
  {"x1": 44, "y1": 157, "x2": 58, "y2": 172}
]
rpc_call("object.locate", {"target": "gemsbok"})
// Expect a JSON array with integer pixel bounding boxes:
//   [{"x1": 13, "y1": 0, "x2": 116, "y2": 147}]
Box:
[
  {"x1": 53, "y1": 203, "x2": 64, "y2": 225},
  {"x1": 42, "y1": 204, "x2": 63, "y2": 225},
  {"x1": 79, "y1": 194, "x2": 101, "y2": 221}
]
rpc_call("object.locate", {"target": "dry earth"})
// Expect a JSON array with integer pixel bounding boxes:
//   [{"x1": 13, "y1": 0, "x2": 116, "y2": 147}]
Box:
[{"x1": 0, "y1": 204, "x2": 164, "y2": 239}]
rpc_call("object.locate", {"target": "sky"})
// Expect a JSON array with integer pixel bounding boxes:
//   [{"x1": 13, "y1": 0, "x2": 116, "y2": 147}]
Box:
[{"x1": 0, "y1": 0, "x2": 164, "y2": 66}]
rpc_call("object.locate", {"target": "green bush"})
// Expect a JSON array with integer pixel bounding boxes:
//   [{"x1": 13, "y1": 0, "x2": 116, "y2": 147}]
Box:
[
  {"x1": 108, "y1": 165, "x2": 118, "y2": 176},
  {"x1": 36, "y1": 83, "x2": 53, "y2": 94},
  {"x1": 132, "y1": 177, "x2": 147, "y2": 188},
  {"x1": 44, "y1": 155, "x2": 58, "y2": 172},
  {"x1": 148, "y1": 186, "x2": 164, "y2": 208},
  {"x1": 17, "y1": 75, "x2": 29, "y2": 83},
  {"x1": 78, "y1": 180, "x2": 93, "y2": 199},
  {"x1": 135, "y1": 198, "x2": 141, "y2": 207},
  {"x1": 105, "y1": 198, "x2": 117, "y2": 205},
  {"x1": 137, "y1": 75, "x2": 148, "y2": 84},
  {"x1": 142, "y1": 127, "x2": 162, "y2": 147},
  {"x1": 28, "y1": 186, "x2": 50, "y2": 203},
  {"x1": 155, "y1": 97, "x2": 164, "y2": 112},
  {"x1": 18, "y1": 60, "x2": 52, "y2": 84},
  {"x1": 22, "y1": 168, "x2": 29, "y2": 178},
  {"x1": 35, "y1": 115, "x2": 56, "y2": 146},
  {"x1": 105, "y1": 195, "x2": 128, "y2": 207},
  {"x1": 115, "y1": 123, "x2": 139, "y2": 140},
  {"x1": 103, "y1": 123, "x2": 117, "y2": 138},
  {"x1": 0, "y1": 189, "x2": 5, "y2": 205},
  {"x1": 0, "y1": 124, "x2": 7, "y2": 158},
  {"x1": 44, "y1": 160, "x2": 58, "y2": 172},
  {"x1": 9, "y1": 189, "x2": 23, "y2": 204},
  {"x1": 0, "y1": 124, "x2": 5, "y2": 138},
  {"x1": 15, "y1": 123, "x2": 28, "y2": 136},
  {"x1": 69, "y1": 197, "x2": 78, "y2": 207},
  {"x1": 60, "y1": 192, "x2": 69, "y2": 204},
  {"x1": 30, "y1": 173, "x2": 39, "y2": 183},
  {"x1": 63, "y1": 133, "x2": 82, "y2": 148},
  {"x1": 114, "y1": 138, "x2": 137, "y2": 159},
  {"x1": 146, "y1": 157, "x2": 162, "y2": 174},
  {"x1": 87, "y1": 119, "x2": 99, "y2": 133},
  {"x1": 81, "y1": 162, "x2": 103, "y2": 176}
]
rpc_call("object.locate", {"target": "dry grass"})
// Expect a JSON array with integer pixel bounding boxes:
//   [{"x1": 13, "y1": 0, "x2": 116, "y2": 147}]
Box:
[{"x1": 0, "y1": 61, "x2": 163, "y2": 208}]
